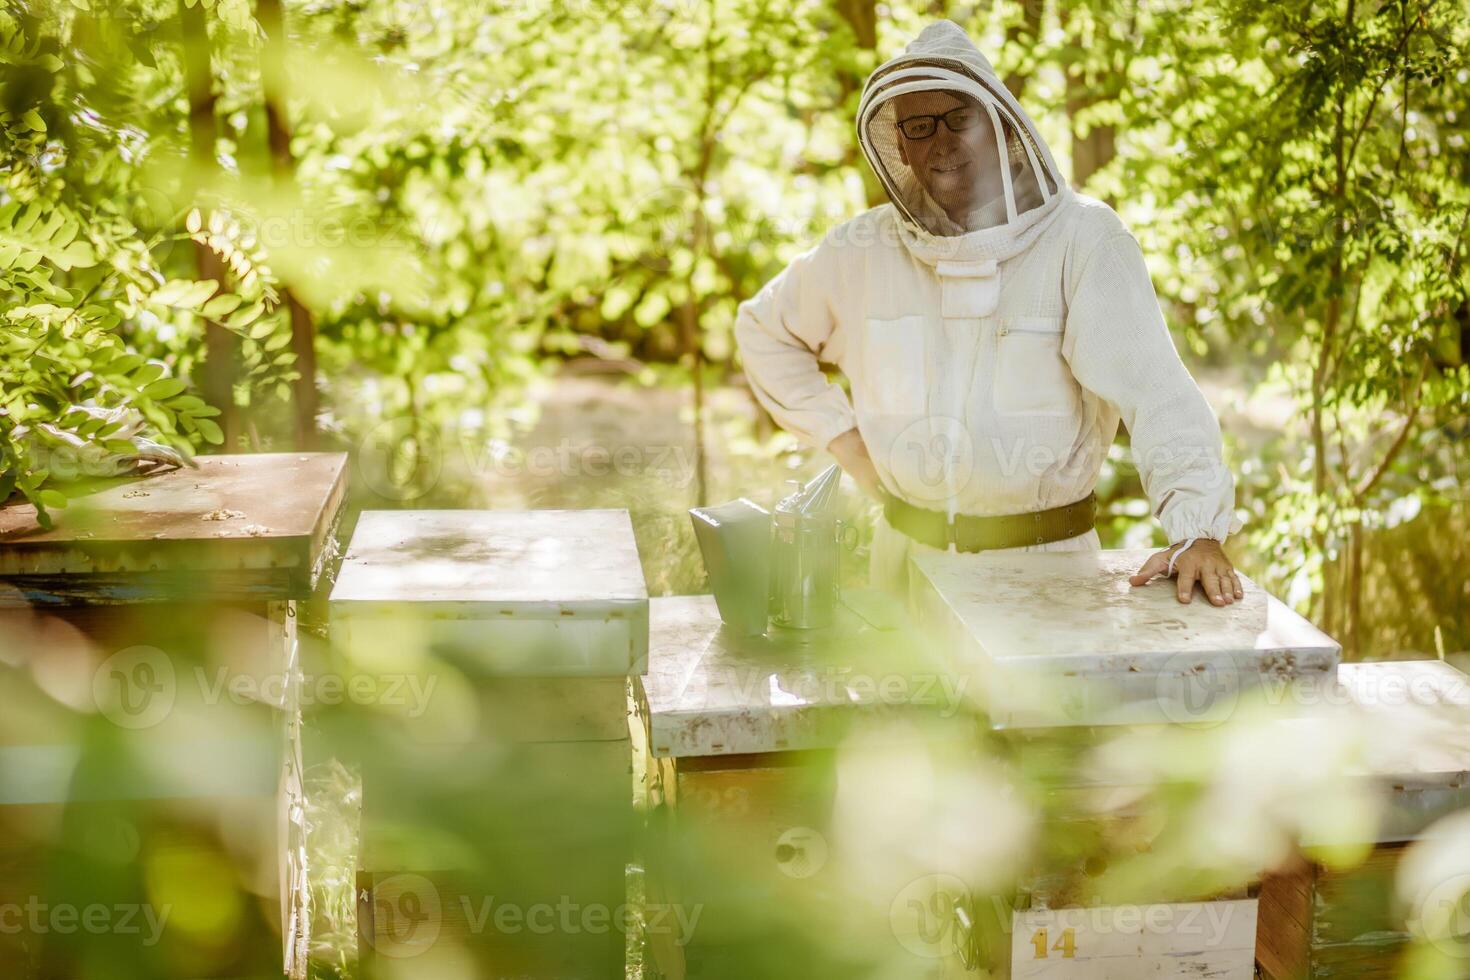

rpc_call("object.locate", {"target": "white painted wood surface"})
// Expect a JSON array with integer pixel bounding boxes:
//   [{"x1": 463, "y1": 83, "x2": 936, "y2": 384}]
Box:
[
  {"x1": 644, "y1": 595, "x2": 958, "y2": 757},
  {"x1": 330, "y1": 509, "x2": 649, "y2": 675},
  {"x1": 1338, "y1": 660, "x2": 1470, "y2": 780},
  {"x1": 912, "y1": 549, "x2": 1340, "y2": 728},
  {"x1": 1307, "y1": 660, "x2": 1470, "y2": 842},
  {"x1": 1009, "y1": 898, "x2": 1258, "y2": 979}
]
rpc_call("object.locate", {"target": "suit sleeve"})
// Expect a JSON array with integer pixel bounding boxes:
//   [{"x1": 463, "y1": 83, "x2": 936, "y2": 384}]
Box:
[
  {"x1": 733, "y1": 239, "x2": 857, "y2": 451},
  {"x1": 1062, "y1": 230, "x2": 1243, "y2": 544}
]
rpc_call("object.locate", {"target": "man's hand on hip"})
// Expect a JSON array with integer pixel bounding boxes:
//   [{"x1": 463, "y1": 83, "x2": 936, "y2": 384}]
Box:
[
  {"x1": 1129, "y1": 539, "x2": 1243, "y2": 606},
  {"x1": 827, "y1": 428, "x2": 885, "y2": 501}
]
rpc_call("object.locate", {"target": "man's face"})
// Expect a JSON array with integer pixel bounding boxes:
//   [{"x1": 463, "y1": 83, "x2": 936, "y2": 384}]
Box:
[{"x1": 893, "y1": 90, "x2": 998, "y2": 221}]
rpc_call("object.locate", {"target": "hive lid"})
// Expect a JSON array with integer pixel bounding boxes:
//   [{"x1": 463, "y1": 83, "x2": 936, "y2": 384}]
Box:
[
  {"x1": 913, "y1": 548, "x2": 1341, "y2": 729},
  {"x1": 1336, "y1": 660, "x2": 1470, "y2": 784},
  {"x1": 330, "y1": 509, "x2": 650, "y2": 676},
  {"x1": 331, "y1": 509, "x2": 647, "y2": 607},
  {"x1": 0, "y1": 453, "x2": 348, "y2": 604},
  {"x1": 642, "y1": 594, "x2": 957, "y2": 758}
]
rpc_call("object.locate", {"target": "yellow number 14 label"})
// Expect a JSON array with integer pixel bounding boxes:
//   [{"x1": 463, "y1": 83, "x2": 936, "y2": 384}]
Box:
[{"x1": 1030, "y1": 927, "x2": 1077, "y2": 959}]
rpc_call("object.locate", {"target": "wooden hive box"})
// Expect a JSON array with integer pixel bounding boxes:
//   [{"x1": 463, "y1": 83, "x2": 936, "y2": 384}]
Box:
[
  {"x1": 1005, "y1": 894, "x2": 1259, "y2": 979},
  {"x1": 329, "y1": 509, "x2": 649, "y2": 979},
  {"x1": 906, "y1": 548, "x2": 1350, "y2": 978},
  {"x1": 1256, "y1": 660, "x2": 1470, "y2": 979},
  {"x1": 911, "y1": 548, "x2": 1341, "y2": 730},
  {"x1": 642, "y1": 593, "x2": 970, "y2": 979},
  {"x1": 955, "y1": 751, "x2": 1264, "y2": 980},
  {"x1": 0, "y1": 452, "x2": 348, "y2": 979}
]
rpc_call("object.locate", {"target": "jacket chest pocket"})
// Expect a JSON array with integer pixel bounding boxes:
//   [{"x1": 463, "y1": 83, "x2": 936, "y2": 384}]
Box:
[
  {"x1": 992, "y1": 315, "x2": 1079, "y2": 418},
  {"x1": 860, "y1": 315, "x2": 928, "y2": 417}
]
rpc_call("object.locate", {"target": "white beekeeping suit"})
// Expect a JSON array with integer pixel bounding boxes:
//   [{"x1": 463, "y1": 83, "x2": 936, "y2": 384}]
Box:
[{"x1": 734, "y1": 19, "x2": 1241, "y2": 594}]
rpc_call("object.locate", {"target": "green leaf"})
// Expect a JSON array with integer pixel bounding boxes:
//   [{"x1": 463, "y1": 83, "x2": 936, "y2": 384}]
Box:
[
  {"x1": 142, "y1": 378, "x2": 188, "y2": 400},
  {"x1": 152, "y1": 279, "x2": 218, "y2": 308},
  {"x1": 36, "y1": 489, "x2": 67, "y2": 510},
  {"x1": 201, "y1": 293, "x2": 243, "y2": 318},
  {"x1": 102, "y1": 354, "x2": 144, "y2": 376},
  {"x1": 194, "y1": 417, "x2": 224, "y2": 445},
  {"x1": 131, "y1": 363, "x2": 165, "y2": 386},
  {"x1": 183, "y1": 280, "x2": 219, "y2": 308},
  {"x1": 227, "y1": 300, "x2": 266, "y2": 329}
]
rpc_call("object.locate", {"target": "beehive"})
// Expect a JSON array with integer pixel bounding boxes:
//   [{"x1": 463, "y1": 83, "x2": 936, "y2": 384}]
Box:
[
  {"x1": 0, "y1": 452, "x2": 347, "y2": 979},
  {"x1": 908, "y1": 547, "x2": 1349, "y2": 979},
  {"x1": 911, "y1": 548, "x2": 1340, "y2": 729},
  {"x1": 330, "y1": 509, "x2": 648, "y2": 978},
  {"x1": 641, "y1": 593, "x2": 966, "y2": 978},
  {"x1": 1256, "y1": 660, "x2": 1470, "y2": 979},
  {"x1": 1006, "y1": 895, "x2": 1259, "y2": 979}
]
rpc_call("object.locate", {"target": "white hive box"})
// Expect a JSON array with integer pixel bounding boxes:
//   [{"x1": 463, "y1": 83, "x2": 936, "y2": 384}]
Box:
[
  {"x1": 1009, "y1": 898, "x2": 1259, "y2": 979},
  {"x1": 332, "y1": 510, "x2": 647, "y2": 979},
  {"x1": 330, "y1": 509, "x2": 649, "y2": 676},
  {"x1": 1255, "y1": 660, "x2": 1470, "y2": 979},
  {"x1": 1331, "y1": 659, "x2": 1470, "y2": 840},
  {"x1": 912, "y1": 548, "x2": 1340, "y2": 729}
]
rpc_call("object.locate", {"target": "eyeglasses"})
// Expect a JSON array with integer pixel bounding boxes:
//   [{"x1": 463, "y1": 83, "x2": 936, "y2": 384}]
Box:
[{"x1": 896, "y1": 105, "x2": 981, "y2": 140}]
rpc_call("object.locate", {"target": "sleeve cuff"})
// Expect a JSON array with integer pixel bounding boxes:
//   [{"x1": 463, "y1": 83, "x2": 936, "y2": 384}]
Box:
[
  {"x1": 804, "y1": 407, "x2": 859, "y2": 454},
  {"x1": 1161, "y1": 507, "x2": 1244, "y2": 546}
]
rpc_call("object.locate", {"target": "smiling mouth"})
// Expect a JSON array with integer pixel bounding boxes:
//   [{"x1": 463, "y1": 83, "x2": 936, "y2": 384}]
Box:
[{"x1": 931, "y1": 161, "x2": 969, "y2": 174}]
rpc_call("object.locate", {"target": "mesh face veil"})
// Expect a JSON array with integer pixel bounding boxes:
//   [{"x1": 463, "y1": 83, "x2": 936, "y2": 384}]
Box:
[{"x1": 859, "y1": 57, "x2": 1061, "y2": 238}]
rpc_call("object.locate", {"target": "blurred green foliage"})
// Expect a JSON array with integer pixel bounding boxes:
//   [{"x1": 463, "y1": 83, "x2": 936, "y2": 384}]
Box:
[
  {"x1": 2, "y1": 5, "x2": 1469, "y2": 975},
  {"x1": 2, "y1": 0, "x2": 1466, "y2": 648}
]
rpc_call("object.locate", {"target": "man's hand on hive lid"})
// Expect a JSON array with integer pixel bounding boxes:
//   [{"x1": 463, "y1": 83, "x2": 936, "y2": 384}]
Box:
[{"x1": 1128, "y1": 538, "x2": 1243, "y2": 607}]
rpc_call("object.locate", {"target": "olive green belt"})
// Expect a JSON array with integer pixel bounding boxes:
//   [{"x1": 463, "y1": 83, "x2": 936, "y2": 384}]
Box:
[{"x1": 882, "y1": 491, "x2": 1098, "y2": 552}]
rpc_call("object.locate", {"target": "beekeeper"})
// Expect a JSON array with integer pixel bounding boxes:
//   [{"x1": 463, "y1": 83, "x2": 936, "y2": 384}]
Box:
[{"x1": 734, "y1": 19, "x2": 1244, "y2": 606}]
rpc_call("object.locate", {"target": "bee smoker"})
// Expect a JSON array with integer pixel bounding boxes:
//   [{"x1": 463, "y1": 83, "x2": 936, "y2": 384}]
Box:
[{"x1": 691, "y1": 464, "x2": 856, "y2": 634}]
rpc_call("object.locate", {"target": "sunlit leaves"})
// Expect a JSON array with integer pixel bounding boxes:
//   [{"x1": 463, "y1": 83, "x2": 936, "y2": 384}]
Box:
[{"x1": 0, "y1": 202, "x2": 98, "y2": 271}]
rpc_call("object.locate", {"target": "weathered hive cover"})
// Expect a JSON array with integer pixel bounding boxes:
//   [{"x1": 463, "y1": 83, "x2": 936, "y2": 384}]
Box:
[
  {"x1": 1317, "y1": 659, "x2": 1470, "y2": 842},
  {"x1": 330, "y1": 509, "x2": 649, "y2": 676},
  {"x1": 643, "y1": 594, "x2": 954, "y2": 757},
  {"x1": 0, "y1": 453, "x2": 348, "y2": 604},
  {"x1": 913, "y1": 548, "x2": 1341, "y2": 729}
]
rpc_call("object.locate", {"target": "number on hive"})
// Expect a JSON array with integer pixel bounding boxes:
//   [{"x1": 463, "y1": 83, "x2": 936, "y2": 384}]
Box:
[{"x1": 1030, "y1": 927, "x2": 1077, "y2": 959}]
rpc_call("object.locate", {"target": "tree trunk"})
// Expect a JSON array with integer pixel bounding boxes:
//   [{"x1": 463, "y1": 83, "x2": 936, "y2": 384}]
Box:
[
  {"x1": 1345, "y1": 519, "x2": 1364, "y2": 658},
  {"x1": 180, "y1": 0, "x2": 238, "y2": 448},
  {"x1": 257, "y1": 0, "x2": 319, "y2": 449},
  {"x1": 834, "y1": 0, "x2": 885, "y2": 208},
  {"x1": 1060, "y1": 1, "x2": 1126, "y2": 193}
]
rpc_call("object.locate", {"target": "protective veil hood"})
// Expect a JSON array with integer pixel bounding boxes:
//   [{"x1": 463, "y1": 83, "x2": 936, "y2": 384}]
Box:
[{"x1": 858, "y1": 21, "x2": 1068, "y2": 247}]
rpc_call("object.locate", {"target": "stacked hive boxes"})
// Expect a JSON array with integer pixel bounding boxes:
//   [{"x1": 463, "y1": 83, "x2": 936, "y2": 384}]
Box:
[
  {"x1": 910, "y1": 548, "x2": 1342, "y2": 979},
  {"x1": 641, "y1": 592, "x2": 968, "y2": 979},
  {"x1": 330, "y1": 509, "x2": 648, "y2": 979},
  {"x1": 1256, "y1": 659, "x2": 1470, "y2": 979},
  {"x1": 0, "y1": 452, "x2": 348, "y2": 979}
]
